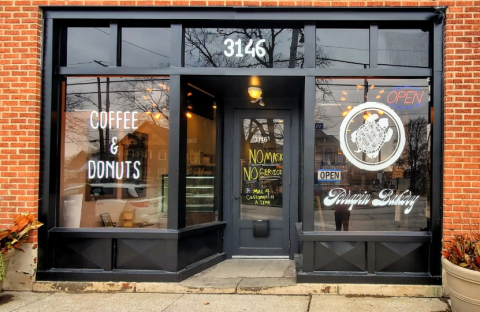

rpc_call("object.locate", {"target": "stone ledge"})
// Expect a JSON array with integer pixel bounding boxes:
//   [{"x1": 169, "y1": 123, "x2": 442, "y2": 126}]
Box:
[{"x1": 32, "y1": 281, "x2": 442, "y2": 297}]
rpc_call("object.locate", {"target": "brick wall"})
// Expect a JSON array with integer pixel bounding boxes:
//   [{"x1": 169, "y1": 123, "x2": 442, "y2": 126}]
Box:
[{"x1": 0, "y1": 0, "x2": 479, "y2": 243}]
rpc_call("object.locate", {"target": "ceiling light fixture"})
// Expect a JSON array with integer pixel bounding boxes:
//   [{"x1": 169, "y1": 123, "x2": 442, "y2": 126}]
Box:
[
  {"x1": 248, "y1": 86, "x2": 262, "y2": 99},
  {"x1": 248, "y1": 86, "x2": 265, "y2": 107}
]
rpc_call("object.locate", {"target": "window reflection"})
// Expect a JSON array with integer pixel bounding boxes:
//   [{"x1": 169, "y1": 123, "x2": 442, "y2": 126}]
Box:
[
  {"x1": 185, "y1": 28, "x2": 304, "y2": 68},
  {"x1": 378, "y1": 29, "x2": 429, "y2": 68},
  {"x1": 314, "y1": 78, "x2": 430, "y2": 231},
  {"x1": 122, "y1": 28, "x2": 170, "y2": 67},
  {"x1": 316, "y1": 29, "x2": 369, "y2": 69},
  {"x1": 185, "y1": 83, "x2": 218, "y2": 226},
  {"x1": 61, "y1": 77, "x2": 170, "y2": 229},
  {"x1": 67, "y1": 28, "x2": 110, "y2": 67}
]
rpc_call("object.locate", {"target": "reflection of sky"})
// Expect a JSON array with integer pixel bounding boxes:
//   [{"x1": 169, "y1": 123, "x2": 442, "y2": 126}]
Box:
[
  {"x1": 67, "y1": 27, "x2": 171, "y2": 67},
  {"x1": 315, "y1": 78, "x2": 430, "y2": 142},
  {"x1": 67, "y1": 28, "x2": 110, "y2": 66},
  {"x1": 122, "y1": 28, "x2": 170, "y2": 67},
  {"x1": 378, "y1": 29, "x2": 429, "y2": 68},
  {"x1": 316, "y1": 29, "x2": 369, "y2": 69},
  {"x1": 316, "y1": 28, "x2": 429, "y2": 69}
]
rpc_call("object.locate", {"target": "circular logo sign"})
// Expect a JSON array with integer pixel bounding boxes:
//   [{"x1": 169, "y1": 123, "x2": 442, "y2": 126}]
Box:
[{"x1": 339, "y1": 102, "x2": 406, "y2": 171}]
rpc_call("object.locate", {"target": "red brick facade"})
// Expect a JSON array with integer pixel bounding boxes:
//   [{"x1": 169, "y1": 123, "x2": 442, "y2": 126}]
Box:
[{"x1": 0, "y1": 1, "x2": 479, "y2": 243}]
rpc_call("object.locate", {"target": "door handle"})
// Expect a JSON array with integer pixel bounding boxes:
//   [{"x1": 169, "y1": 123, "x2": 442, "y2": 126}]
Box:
[{"x1": 234, "y1": 195, "x2": 240, "y2": 200}]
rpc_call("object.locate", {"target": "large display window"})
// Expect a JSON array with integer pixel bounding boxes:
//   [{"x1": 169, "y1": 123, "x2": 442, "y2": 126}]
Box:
[
  {"x1": 314, "y1": 78, "x2": 431, "y2": 231},
  {"x1": 60, "y1": 77, "x2": 170, "y2": 229}
]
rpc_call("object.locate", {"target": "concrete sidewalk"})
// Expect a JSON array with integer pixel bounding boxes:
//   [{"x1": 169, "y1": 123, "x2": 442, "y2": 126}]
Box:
[{"x1": 0, "y1": 291, "x2": 450, "y2": 312}]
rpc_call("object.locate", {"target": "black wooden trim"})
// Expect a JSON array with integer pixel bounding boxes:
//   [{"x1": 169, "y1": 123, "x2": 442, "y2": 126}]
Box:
[
  {"x1": 297, "y1": 271, "x2": 442, "y2": 285},
  {"x1": 170, "y1": 23, "x2": 184, "y2": 67},
  {"x1": 43, "y1": 7, "x2": 439, "y2": 22},
  {"x1": 38, "y1": 18, "x2": 55, "y2": 272},
  {"x1": 56, "y1": 67, "x2": 432, "y2": 77},
  {"x1": 37, "y1": 252, "x2": 227, "y2": 283},
  {"x1": 167, "y1": 75, "x2": 186, "y2": 229},
  {"x1": 302, "y1": 76, "x2": 315, "y2": 231},
  {"x1": 367, "y1": 241, "x2": 375, "y2": 274},
  {"x1": 369, "y1": 24, "x2": 378, "y2": 68},
  {"x1": 298, "y1": 230, "x2": 432, "y2": 242},
  {"x1": 47, "y1": 221, "x2": 226, "y2": 239},
  {"x1": 430, "y1": 12, "x2": 445, "y2": 278},
  {"x1": 304, "y1": 23, "x2": 316, "y2": 68},
  {"x1": 302, "y1": 241, "x2": 314, "y2": 272},
  {"x1": 109, "y1": 22, "x2": 120, "y2": 67}
]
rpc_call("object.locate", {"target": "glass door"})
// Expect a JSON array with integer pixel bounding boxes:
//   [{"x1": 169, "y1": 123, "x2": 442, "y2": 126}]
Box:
[{"x1": 231, "y1": 109, "x2": 290, "y2": 257}]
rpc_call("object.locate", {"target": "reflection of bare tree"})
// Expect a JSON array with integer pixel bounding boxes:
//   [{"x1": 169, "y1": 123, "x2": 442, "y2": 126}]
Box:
[
  {"x1": 399, "y1": 116, "x2": 429, "y2": 193},
  {"x1": 65, "y1": 93, "x2": 97, "y2": 155},
  {"x1": 185, "y1": 28, "x2": 305, "y2": 68},
  {"x1": 113, "y1": 78, "x2": 170, "y2": 127},
  {"x1": 241, "y1": 118, "x2": 284, "y2": 168}
]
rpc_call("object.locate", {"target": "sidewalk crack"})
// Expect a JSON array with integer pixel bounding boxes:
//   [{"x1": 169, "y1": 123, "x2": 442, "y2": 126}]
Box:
[
  {"x1": 234, "y1": 278, "x2": 243, "y2": 293},
  {"x1": 10, "y1": 292, "x2": 55, "y2": 312},
  {"x1": 161, "y1": 293, "x2": 184, "y2": 312}
]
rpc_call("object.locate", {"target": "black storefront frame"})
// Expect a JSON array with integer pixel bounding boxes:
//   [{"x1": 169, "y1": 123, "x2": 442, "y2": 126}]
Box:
[{"x1": 39, "y1": 7, "x2": 445, "y2": 284}]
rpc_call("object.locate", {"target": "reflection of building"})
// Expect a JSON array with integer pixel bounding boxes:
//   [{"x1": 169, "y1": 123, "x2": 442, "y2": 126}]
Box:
[{"x1": 315, "y1": 130, "x2": 344, "y2": 167}]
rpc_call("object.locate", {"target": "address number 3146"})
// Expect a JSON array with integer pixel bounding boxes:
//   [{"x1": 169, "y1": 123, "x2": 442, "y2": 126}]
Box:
[{"x1": 224, "y1": 39, "x2": 266, "y2": 58}]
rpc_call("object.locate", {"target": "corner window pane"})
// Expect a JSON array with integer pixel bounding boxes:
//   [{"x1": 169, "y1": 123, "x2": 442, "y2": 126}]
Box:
[
  {"x1": 185, "y1": 28, "x2": 304, "y2": 68},
  {"x1": 122, "y1": 28, "x2": 171, "y2": 67},
  {"x1": 67, "y1": 28, "x2": 110, "y2": 67},
  {"x1": 185, "y1": 83, "x2": 218, "y2": 226},
  {"x1": 314, "y1": 78, "x2": 430, "y2": 231},
  {"x1": 316, "y1": 29, "x2": 369, "y2": 69},
  {"x1": 378, "y1": 29, "x2": 430, "y2": 68},
  {"x1": 61, "y1": 77, "x2": 170, "y2": 229}
]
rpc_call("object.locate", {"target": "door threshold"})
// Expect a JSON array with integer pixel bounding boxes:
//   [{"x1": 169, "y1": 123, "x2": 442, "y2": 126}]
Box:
[{"x1": 231, "y1": 255, "x2": 289, "y2": 260}]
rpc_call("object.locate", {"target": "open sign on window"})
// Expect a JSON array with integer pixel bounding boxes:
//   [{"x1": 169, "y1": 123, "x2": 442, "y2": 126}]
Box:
[{"x1": 318, "y1": 169, "x2": 341, "y2": 182}]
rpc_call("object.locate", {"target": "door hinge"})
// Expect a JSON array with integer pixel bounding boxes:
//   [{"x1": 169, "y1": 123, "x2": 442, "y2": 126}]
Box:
[{"x1": 288, "y1": 241, "x2": 291, "y2": 249}]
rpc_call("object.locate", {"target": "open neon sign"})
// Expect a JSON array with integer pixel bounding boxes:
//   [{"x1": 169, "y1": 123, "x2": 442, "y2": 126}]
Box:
[{"x1": 387, "y1": 86, "x2": 425, "y2": 110}]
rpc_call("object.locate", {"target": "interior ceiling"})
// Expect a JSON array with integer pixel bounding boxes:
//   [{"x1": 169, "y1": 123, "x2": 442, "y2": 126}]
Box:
[{"x1": 184, "y1": 75, "x2": 304, "y2": 100}]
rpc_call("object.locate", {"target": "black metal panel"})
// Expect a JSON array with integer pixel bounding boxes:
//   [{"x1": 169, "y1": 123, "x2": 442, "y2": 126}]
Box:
[
  {"x1": 53, "y1": 238, "x2": 112, "y2": 270},
  {"x1": 178, "y1": 227, "x2": 221, "y2": 268},
  {"x1": 43, "y1": 7, "x2": 438, "y2": 22},
  {"x1": 430, "y1": 9, "x2": 445, "y2": 278},
  {"x1": 375, "y1": 242, "x2": 429, "y2": 273},
  {"x1": 116, "y1": 239, "x2": 173, "y2": 271},
  {"x1": 302, "y1": 76, "x2": 315, "y2": 231},
  {"x1": 299, "y1": 230, "x2": 432, "y2": 242},
  {"x1": 314, "y1": 241, "x2": 366, "y2": 272},
  {"x1": 57, "y1": 66, "x2": 432, "y2": 77},
  {"x1": 47, "y1": 221, "x2": 225, "y2": 239},
  {"x1": 37, "y1": 253, "x2": 227, "y2": 283}
]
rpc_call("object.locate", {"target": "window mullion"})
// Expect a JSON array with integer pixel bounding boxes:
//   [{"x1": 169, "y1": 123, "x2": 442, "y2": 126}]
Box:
[
  {"x1": 109, "y1": 22, "x2": 120, "y2": 67},
  {"x1": 369, "y1": 24, "x2": 378, "y2": 69}
]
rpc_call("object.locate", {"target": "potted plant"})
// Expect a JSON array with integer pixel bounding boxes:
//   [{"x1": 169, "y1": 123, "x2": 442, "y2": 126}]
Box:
[
  {"x1": 441, "y1": 232, "x2": 480, "y2": 312},
  {"x1": 0, "y1": 213, "x2": 43, "y2": 290}
]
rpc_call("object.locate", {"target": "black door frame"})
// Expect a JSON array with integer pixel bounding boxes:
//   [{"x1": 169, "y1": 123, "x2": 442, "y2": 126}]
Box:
[
  {"x1": 224, "y1": 99, "x2": 300, "y2": 260},
  {"x1": 232, "y1": 109, "x2": 291, "y2": 257}
]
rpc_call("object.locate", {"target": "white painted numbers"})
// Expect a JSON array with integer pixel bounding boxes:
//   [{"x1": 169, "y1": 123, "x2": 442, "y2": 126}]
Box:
[{"x1": 223, "y1": 39, "x2": 266, "y2": 58}]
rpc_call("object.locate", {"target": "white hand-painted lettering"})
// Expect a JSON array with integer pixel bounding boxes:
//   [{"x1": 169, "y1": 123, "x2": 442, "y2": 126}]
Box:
[{"x1": 323, "y1": 188, "x2": 420, "y2": 214}]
